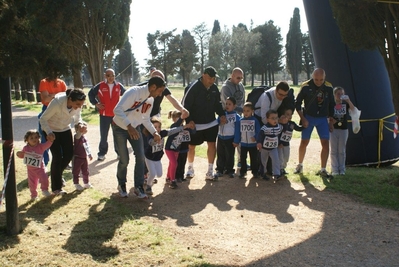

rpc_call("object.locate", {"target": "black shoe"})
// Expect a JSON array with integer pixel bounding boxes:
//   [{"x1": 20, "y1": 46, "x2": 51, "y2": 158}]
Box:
[
  {"x1": 169, "y1": 180, "x2": 178, "y2": 189},
  {"x1": 262, "y1": 174, "x2": 270, "y2": 181}
]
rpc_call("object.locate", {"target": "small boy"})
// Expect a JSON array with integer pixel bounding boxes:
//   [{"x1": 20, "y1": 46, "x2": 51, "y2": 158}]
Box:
[
  {"x1": 256, "y1": 109, "x2": 283, "y2": 181},
  {"x1": 234, "y1": 102, "x2": 261, "y2": 179}
]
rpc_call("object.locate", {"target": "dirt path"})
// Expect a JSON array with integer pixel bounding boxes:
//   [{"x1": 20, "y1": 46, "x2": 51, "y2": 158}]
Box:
[{"x1": 9, "y1": 107, "x2": 399, "y2": 266}]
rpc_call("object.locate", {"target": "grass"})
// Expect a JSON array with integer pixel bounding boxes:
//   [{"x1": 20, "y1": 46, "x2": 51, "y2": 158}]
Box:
[{"x1": 1, "y1": 85, "x2": 399, "y2": 266}]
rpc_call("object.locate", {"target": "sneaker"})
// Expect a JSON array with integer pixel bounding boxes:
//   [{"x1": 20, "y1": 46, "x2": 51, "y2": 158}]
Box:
[
  {"x1": 332, "y1": 172, "x2": 339, "y2": 176},
  {"x1": 273, "y1": 175, "x2": 283, "y2": 181},
  {"x1": 134, "y1": 186, "x2": 148, "y2": 199},
  {"x1": 185, "y1": 166, "x2": 195, "y2": 178},
  {"x1": 205, "y1": 172, "x2": 216, "y2": 181},
  {"x1": 42, "y1": 190, "x2": 52, "y2": 197},
  {"x1": 215, "y1": 171, "x2": 223, "y2": 178},
  {"x1": 176, "y1": 178, "x2": 183, "y2": 183},
  {"x1": 316, "y1": 169, "x2": 332, "y2": 179},
  {"x1": 281, "y1": 169, "x2": 288, "y2": 175},
  {"x1": 228, "y1": 173, "x2": 235, "y2": 178},
  {"x1": 74, "y1": 184, "x2": 84, "y2": 191},
  {"x1": 54, "y1": 190, "x2": 67, "y2": 196},
  {"x1": 66, "y1": 163, "x2": 72, "y2": 170},
  {"x1": 97, "y1": 155, "x2": 105, "y2": 161},
  {"x1": 31, "y1": 196, "x2": 39, "y2": 201},
  {"x1": 169, "y1": 180, "x2": 178, "y2": 189},
  {"x1": 239, "y1": 174, "x2": 246, "y2": 179},
  {"x1": 117, "y1": 184, "x2": 128, "y2": 198},
  {"x1": 294, "y1": 164, "x2": 303, "y2": 174},
  {"x1": 153, "y1": 178, "x2": 158, "y2": 184},
  {"x1": 146, "y1": 186, "x2": 153, "y2": 195},
  {"x1": 262, "y1": 174, "x2": 270, "y2": 181},
  {"x1": 340, "y1": 172, "x2": 345, "y2": 175},
  {"x1": 165, "y1": 177, "x2": 171, "y2": 184},
  {"x1": 83, "y1": 183, "x2": 93, "y2": 189}
]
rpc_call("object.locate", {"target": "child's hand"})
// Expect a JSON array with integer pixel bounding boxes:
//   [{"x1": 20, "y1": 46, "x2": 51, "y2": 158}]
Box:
[
  {"x1": 256, "y1": 143, "x2": 262, "y2": 150},
  {"x1": 278, "y1": 144, "x2": 283, "y2": 148},
  {"x1": 46, "y1": 133, "x2": 55, "y2": 142},
  {"x1": 89, "y1": 155, "x2": 93, "y2": 161},
  {"x1": 251, "y1": 137, "x2": 256, "y2": 142},
  {"x1": 233, "y1": 143, "x2": 238, "y2": 147},
  {"x1": 16, "y1": 151, "x2": 24, "y2": 159}
]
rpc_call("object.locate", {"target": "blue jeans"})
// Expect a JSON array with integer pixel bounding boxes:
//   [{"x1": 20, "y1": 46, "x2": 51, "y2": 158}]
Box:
[
  {"x1": 112, "y1": 124, "x2": 145, "y2": 188},
  {"x1": 98, "y1": 115, "x2": 118, "y2": 157}
]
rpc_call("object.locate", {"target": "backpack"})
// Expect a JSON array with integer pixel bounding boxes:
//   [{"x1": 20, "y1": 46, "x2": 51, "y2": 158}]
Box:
[{"x1": 246, "y1": 85, "x2": 270, "y2": 109}]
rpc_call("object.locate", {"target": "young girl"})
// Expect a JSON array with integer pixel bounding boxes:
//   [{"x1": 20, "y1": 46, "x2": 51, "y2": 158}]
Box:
[
  {"x1": 16, "y1": 129, "x2": 54, "y2": 200},
  {"x1": 143, "y1": 116, "x2": 194, "y2": 194},
  {"x1": 278, "y1": 108, "x2": 303, "y2": 175},
  {"x1": 215, "y1": 96, "x2": 241, "y2": 178},
  {"x1": 330, "y1": 86, "x2": 356, "y2": 175},
  {"x1": 164, "y1": 111, "x2": 195, "y2": 188},
  {"x1": 72, "y1": 122, "x2": 93, "y2": 191},
  {"x1": 234, "y1": 102, "x2": 261, "y2": 179},
  {"x1": 257, "y1": 109, "x2": 283, "y2": 181}
]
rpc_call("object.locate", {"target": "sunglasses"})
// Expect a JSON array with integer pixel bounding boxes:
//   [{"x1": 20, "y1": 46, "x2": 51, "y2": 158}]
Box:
[{"x1": 106, "y1": 74, "x2": 115, "y2": 77}]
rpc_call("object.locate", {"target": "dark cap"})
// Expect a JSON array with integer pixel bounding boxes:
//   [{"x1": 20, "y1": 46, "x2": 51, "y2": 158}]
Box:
[{"x1": 204, "y1": 66, "x2": 219, "y2": 78}]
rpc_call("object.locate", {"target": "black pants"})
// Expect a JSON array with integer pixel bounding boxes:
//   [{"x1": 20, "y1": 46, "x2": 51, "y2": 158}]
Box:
[
  {"x1": 216, "y1": 137, "x2": 235, "y2": 174},
  {"x1": 240, "y1": 146, "x2": 259, "y2": 176},
  {"x1": 176, "y1": 151, "x2": 187, "y2": 179}
]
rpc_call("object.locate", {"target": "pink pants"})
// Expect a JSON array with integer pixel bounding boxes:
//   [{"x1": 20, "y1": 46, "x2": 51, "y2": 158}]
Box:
[
  {"x1": 165, "y1": 150, "x2": 179, "y2": 181},
  {"x1": 27, "y1": 167, "x2": 49, "y2": 198}
]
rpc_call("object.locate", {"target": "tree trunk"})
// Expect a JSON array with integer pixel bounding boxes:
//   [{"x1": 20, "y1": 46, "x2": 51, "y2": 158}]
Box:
[{"x1": 72, "y1": 66, "x2": 83, "y2": 89}]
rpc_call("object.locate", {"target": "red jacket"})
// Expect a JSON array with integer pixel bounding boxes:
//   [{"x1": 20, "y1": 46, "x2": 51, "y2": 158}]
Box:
[{"x1": 88, "y1": 81, "x2": 126, "y2": 117}]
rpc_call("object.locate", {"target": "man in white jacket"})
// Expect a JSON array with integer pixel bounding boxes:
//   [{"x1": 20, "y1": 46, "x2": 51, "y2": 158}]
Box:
[{"x1": 112, "y1": 76, "x2": 166, "y2": 198}]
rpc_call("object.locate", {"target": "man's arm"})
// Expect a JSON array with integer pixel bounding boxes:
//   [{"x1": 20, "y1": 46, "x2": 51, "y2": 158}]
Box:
[
  {"x1": 260, "y1": 93, "x2": 271, "y2": 125},
  {"x1": 165, "y1": 94, "x2": 189, "y2": 119},
  {"x1": 88, "y1": 83, "x2": 100, "y2": 105}
]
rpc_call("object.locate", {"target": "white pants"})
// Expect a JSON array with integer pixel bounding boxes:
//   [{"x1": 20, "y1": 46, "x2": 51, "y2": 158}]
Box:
[{"x1": 145, "y1": 158, "x2": 163, "y2": 186}]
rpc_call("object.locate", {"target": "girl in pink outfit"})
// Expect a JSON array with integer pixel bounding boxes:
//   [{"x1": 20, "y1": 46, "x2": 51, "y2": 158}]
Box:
[{"x1": 17, "y1": 129, "x2": 54, "y2": 200}]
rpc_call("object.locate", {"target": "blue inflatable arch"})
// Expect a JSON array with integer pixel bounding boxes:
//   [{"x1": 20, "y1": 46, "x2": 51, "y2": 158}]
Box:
[{"x1": 302, "y1": 0, "x2": 399, "y2": 166}]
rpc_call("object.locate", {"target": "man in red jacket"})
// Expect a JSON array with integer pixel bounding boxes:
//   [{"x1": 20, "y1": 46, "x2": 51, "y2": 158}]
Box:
[{"x1": 88, "y1": 68, "x2": 126, "y2": 161}]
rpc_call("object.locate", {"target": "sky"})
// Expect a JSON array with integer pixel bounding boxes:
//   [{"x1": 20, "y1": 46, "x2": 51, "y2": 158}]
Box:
[{"x1": 129, "y1": 0, "x2": 308, "y2": 70}]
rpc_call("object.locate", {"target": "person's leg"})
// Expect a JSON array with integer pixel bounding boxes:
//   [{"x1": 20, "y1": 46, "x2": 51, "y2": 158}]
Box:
[
  {"x1": 98, "y1": 115, "x2": 111, "y2": 158},
  {"x1": 207, "y1": 141, "x2": 216, "y2": 164},
  {"x1": 298, "y1": 139, "x2": 310, "y2": 164},
  {"x1": 176, "y1": 151, "x2": 187, "y2": 180},
  {"x1": 215, "y1": 137, "x2": 224, "y2": 174},
  {"x1": 112, "y1": 124, "x2": 129, "y2": 188},
  {"x1": 81, "y1": 158, "x2": 89, "y2": 184},
  {"x1": 145, "y1": 158, "x2": 156, "y2": 187},
  {"x1": 270, "y1": 149, "x2": 281, "y2": 176},
  {"x1": 338, "y1": 129, "x2": 349, "y2": 174},
  {"x1": 49, "y1": 130, "x2": 72, "y2": 192},
  {"x1": 72, "y1": 157, "x2": 82, "y2": 184},
  {"x1": 59, "y1": 130, "x2": 74, "y2": 171},
  {"x1": 38, "y1": 105, "x2": 49, "y2": 165},
  {"x1": 39, "y1": 169, "x2": 49, "y2": 192},
  {"x1": 249, "y1": 147, "x2": 259, "y2": 176},
  {"x1": 225, "y1": 139, "x2": 235, "y2": 175},
  {"x1": 330, "y1": 130, "x2": 339, "y2": 174},
  {"x1": 165, "y1": 150, "x2": 179, "y2": 181},
  {"x1": 315, "y1": 118, "x2": 330, "y2": 169},
  {"x1": 128, "y1": 126, "x2": 145, "y2": 189},
  {"x1": 240, "y1": 146, "x2": 248, "y2": 176},
  {"x1": 187, "y1": 145, "x2": 196, "y2": 163},
  {"x1": 28, "y1": 173, "x2": 38, "y2": 199}
]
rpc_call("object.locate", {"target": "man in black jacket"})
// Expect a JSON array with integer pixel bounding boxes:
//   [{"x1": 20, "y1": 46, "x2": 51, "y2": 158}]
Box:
[{"x1": 182, "y1": 66, "x2": 226, "y2": 180}]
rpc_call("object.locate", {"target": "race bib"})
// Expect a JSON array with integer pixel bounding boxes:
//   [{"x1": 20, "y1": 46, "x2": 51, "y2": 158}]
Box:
[
  {"x1": 334, "y1": 104, "x2": 347, "y2": 116},
  {"x1": 263, "y1": 136, "x2": 278, "y2": 149},
  {"x1": 226, "y1": 114, "x2": 236, "y2": 124},
  {"x1": 152, "y1": 141, "x2": 164, "y2": 153},
  {"x1": 178, "y1": 130, "x2": 191, "y2": 143},
  {"x1": 280, "y1": 131, "x2": 292, "y2": 142},
  {"x1": 241, "y1": 120, "x2": 255, "y2": 133},
  {"x1": 23, "y1": 152, "x2": 42, "y2": 168},
  {"x1": 83, "y1": 142, "x2": 91, "y2": 156}
]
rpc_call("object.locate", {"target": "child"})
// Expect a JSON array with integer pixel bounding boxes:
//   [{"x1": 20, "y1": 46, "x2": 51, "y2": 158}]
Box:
[
  {"x1": 278, "y1": 108, "x2": 303, "y2": 175},
  {"x1": 234, "y1": 102, "x2": 261, "y2": 179},
  {"x1": 16, "y1": 129, "x2": 54, "y2": 200},
  {"x1": 215, "y1": 97, "x2": 241, "y2": 179},
  {"x1": 143, "y1": 116, "x2": 194, "y2": 194},
  {"x1": 256, "y1": 109, "x2": 283, "y2": 181},
  {"x1": 73, "y1": 122, "x2": 93, "y2": 191},
  {"x1": 164, "y1": 111, "x2": 196, "y2": 189},
  {"x1": 330, "y1": 86, "x2": 356, "y2": 175}
]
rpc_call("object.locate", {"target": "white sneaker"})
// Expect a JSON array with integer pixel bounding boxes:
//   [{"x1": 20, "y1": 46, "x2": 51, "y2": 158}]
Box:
[
  {"x1": 294, "y1": 164, "x2": 303, "y2": 174},
  {"x1": 205, "y1": 172, "x2": 216, "y2": 181},
  {"x1": 133, "y1": 186, "x2": 148, "y2": 199},
  {"x1": 185, "y1": 166, "x2": 195, "y2": 178},
  {"x1": 117, "y1": 185, "x2": 128, "y2": 198},
  {"x1": 83, "y1": 183, "x2": 93, "y2": 189},
  {"x1": 74, "y1": 184, "x2": 84, "y2": 191},
  {"x1": 42, "y1": 190, "x2": 52, "y2": 197}
]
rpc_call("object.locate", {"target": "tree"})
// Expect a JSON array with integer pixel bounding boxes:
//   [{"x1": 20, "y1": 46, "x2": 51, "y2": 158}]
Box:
[
  {"x1": 193, "y1": 22, "x2": 210, "y2": 73},
  {"x1": 329, "y1": 0, "x2": 399, "y2": 114},
  {"x1": 208, "y1": 26, "x2": 232, "y2": 79},
  {"x1": 286, "y1": 8, "x2": 302, "y2": 85},
  {"x1": 212, "y1": 20, "x2": 221, "y2": 35},
  {"x1": 302, "y1": 32, "x2": 314, "y2": 80},
  {"x1": 178, "y1": 30, "x2": 198, "y2": 86},
  {"x1": 252, "y1": 21, "x2": 283, "y2": 86}
]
